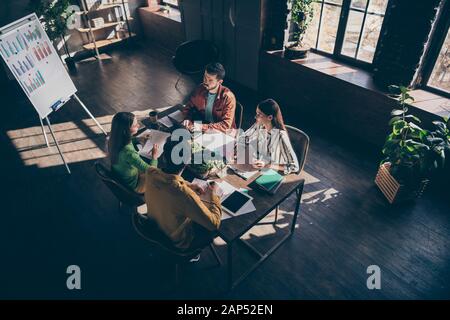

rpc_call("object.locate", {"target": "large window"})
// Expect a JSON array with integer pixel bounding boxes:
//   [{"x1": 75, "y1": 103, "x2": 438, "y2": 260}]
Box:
[
  {"x1": 161, "y1": 0, "x2": 179, "y2": 8},
  {"x1": 427, "y1": 26, "x2": 450, "y2": 95},
  {"x1": 302, "y1": 0, "x2": 388, "y2": 65}
]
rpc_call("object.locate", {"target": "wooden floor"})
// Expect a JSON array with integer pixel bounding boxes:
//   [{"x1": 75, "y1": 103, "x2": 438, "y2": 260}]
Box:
[{"x1": 0, "y1": 41, "x2": 449, "y2": 299}]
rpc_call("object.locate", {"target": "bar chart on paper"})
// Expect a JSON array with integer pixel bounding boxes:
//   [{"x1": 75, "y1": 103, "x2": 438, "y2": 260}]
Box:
[
  {"x1": 0, "y1": 13, "x2": 76, "y2": 119},
  {"x1": 21, "y1": 70, "x2": 46, "y2": 94}
]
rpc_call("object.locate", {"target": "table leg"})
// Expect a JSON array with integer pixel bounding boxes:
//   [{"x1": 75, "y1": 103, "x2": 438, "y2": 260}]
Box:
[
  {"x1": 290, "y1": 184, "x2": 304, "y2": 235},
  {"x1": 227, "y1": 242, "x2": 233, "y2": 291}
]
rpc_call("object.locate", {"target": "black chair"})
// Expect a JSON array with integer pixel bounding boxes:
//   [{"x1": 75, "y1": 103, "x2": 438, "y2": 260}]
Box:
[
  {"x1": 235, "y1": 101, "x2": 244, "y2": 130},
  {"x1": 131, "y1": 212, "x2": 222, "y2": 285},
  {"x1": 95, "y1": 161, "x2": 145, "y2": 212},
  {"x1": 273, "y1": 125, "x2": 310, "y2": 224},
  {"x1": 172, "y1": 40, "x2": 219, "y2": 89}
]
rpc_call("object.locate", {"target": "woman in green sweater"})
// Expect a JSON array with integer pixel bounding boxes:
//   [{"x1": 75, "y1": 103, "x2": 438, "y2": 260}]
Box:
[{"x1": 108, "y1": 112, "x2": 159, "y2": 193}]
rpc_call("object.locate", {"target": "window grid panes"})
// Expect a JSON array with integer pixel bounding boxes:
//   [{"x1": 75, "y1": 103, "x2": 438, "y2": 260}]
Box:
[
  {"x1": 302, "y1": 0, "x2": 388, "y2": 64},
  {"x1": 427, "y1": 26, "x2": 450, "y2": 94},
  {"x1": 161, "y1": 0, "x2": 178, "y2": 8}
]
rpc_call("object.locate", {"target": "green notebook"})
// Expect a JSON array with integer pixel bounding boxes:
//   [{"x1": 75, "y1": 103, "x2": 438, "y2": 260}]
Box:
[{"x1": 254, "y1": 169, "x2": 284, "y2": 194}]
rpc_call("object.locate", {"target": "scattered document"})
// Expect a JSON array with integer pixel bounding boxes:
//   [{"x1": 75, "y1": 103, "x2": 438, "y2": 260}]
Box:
[
  {"x1": 191, "y1": 178, "x2": 256, "y2": 219},
  {"x1": 168, "y1": 110, "x2": 184, "y2": 123},
  {"x1": 158, "y1": 116, "x2": 173, "y2": 128},
  {"x1": 228, "y1": 164, "x2": 259, "y2": 180},
  {"x1": 139, "y1": 130, "x2": 170, "y2": 159}
]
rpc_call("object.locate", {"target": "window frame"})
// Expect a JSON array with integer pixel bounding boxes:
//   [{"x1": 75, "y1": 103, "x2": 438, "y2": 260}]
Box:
[
  {"x1": 418, "y1": 0, "x2": 450, "y2": 99},
  {"x1": 303, "y1": 0, "x2": 389, "y2": 70},
  {"x1": 160, "y1": 0, "x2": 179, "y2": 9}
]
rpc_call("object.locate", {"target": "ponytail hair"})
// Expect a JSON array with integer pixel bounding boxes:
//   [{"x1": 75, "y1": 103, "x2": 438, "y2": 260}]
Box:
[{"x1": 257, "y1": 99, "x2": 286, "y2": 130}]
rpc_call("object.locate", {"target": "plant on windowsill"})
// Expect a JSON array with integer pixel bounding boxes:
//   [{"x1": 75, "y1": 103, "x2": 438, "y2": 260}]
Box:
[
  {"x1": 29, "y1": 0, "x2": 76, "y2": 70},
  {"x1": 284, "y1": 0, "x2": 315, "y2": 60},
  {"x1": 375, "y1": 85, "x2": 450, "y2": 204}
]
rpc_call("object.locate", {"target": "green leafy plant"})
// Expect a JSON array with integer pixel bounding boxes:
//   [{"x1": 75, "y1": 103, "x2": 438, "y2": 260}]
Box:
[
  {"x1": 288, "y1": 0, "x2": 315, "y2": 47},
  {"x1": 428, "y1": 116, "x2": 450, "y2": 170},
  {"x1": 189, "y1": 142, "x2": 225, "y2": 177},
  {"x1": 29, "y1": 0, "x2": 74, "y2": 57},
  {"x1": 382, "y1": 85, "x2": 450, "y2": 183}
]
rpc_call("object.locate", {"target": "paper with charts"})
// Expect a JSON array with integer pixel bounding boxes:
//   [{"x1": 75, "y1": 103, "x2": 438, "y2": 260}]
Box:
[{"x1": 0, "y1": 14, "x2": 77, "y2": 119}]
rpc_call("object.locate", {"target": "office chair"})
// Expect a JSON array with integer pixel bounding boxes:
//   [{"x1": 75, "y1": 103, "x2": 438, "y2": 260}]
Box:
[
  {"x1": 235, "y1": 101, "x2": 244, "y2": 130},
  {"x1": 131, "y1": 212, "x2": 222, "y2": 285},
  {"x1": 273, "y1": 125, "x2": 310, "y2": 224},
  {"x1": 172, "y1": 40, "x2": 219, "y2": 89},
  {"x1": 94, "y1": 161, "x2": 145, "y2": 213}
]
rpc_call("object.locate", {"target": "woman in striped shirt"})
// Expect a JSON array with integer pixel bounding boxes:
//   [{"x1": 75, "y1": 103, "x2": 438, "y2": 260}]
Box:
[{"x1": 244, "y1": 99, "x2": 300, "y2": 175}]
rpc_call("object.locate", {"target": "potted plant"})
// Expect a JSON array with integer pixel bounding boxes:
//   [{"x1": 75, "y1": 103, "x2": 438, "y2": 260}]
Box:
[
  {"x1": 284, "y1": 0, "x2": 315, "y2": 60},
  {"x1": 187, "y1": 142, "x2": 226, "y2": 179},
  {"x1": 375, "y1": 85, "x2": 450, "y2": 203},
  {"x1": 427, "y1": 114, "x2": 450, "y2": 181},
  {"x1": 30, "y1": 0, "x2": 76, "y2": 70}
]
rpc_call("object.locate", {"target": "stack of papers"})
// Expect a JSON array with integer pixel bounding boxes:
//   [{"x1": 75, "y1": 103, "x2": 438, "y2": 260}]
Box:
[
  {"x1": 139, "y1": 130, "x2": 171, "y2": 159},
  {"x1": 168, "y1": 110, "x2": 185, "y2": 123},
  {"x1": 190, "y1": 178, "x2": 256, "y2": 220},
  {"x1": 158, "y1": 116, "x2": 174, "y2": 128},
  {"x1": 228, "y1": 164, "x2": 259, "y2": 180}
]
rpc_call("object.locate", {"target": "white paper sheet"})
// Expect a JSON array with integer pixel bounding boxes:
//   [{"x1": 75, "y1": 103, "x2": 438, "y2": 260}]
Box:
[
  {"x1": 228, "y1": 165, "x2": 259, "y2": 180},
  {"x1": 158, "y1": 116, "x2": 174, "y2": 128},
  {"x1": 136, "y1": 129, "x2": 151, "y2": 139},
  {"x1": 168, "y1": 110, "x2": 184, "y2": 123},
  {"x1": 139, "y1": 130, "x2": 170, "y2": 159},
  {"x1": 191, "y1": 178, "x2": 256, "y2": 219}
]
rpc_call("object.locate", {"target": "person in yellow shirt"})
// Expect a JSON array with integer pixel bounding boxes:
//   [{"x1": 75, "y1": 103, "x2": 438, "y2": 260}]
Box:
[{"x1": 144, "y1": 139, "x2": 222, "y2": 250}]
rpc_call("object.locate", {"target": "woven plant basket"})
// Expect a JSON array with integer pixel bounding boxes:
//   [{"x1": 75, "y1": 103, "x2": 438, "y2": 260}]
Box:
[{"x1": 375, "y1": 162, "x2": 429, "y2": 204}]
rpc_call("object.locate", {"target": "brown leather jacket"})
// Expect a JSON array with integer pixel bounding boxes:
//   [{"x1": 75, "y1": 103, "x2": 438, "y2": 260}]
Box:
[{"x1": 182, "y1": 84, "x2": 236, "y2": 132}]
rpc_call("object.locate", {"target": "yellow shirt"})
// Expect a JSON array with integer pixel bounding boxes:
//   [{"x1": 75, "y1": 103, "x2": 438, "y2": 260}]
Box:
[{"x1": 144, "y1": 167, "x2": 222, "y2": 249}]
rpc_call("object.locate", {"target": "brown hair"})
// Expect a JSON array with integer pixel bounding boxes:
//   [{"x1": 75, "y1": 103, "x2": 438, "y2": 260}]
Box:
[
  {"x1": 257, "y1": 99, "x2": 286, "y2": 130},
  {"x1": 108, "y1": 112, "x2": 135, "y2": 165}
]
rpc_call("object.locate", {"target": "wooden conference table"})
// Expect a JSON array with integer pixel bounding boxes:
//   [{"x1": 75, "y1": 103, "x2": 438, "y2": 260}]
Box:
[{"x1": 139, "y1": 105, "x2": 305, "y2": 290}]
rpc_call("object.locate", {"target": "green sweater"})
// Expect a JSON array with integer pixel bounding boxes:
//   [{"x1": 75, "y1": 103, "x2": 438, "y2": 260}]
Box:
[{"x1": 112, "y1": 139, "x2": 157, "y2": 190}]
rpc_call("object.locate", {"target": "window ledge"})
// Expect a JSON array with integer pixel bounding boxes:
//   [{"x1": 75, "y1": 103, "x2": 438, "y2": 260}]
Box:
[
  {"x1": 139, "y1": 6, "x2": 181, "y2": 23},
  {"x1": 264, "y1": 50, "x2": 450, "y2": 118}
]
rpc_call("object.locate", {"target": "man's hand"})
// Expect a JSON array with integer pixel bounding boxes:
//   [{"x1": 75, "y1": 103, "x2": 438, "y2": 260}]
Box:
[
  {"x1": 193, "y1": 122, "x2": 203, "y2": 132},
  {"x1": 189, "y1": 183, "x2": 205, "y2": 196},
  {"x1": 252, "y1": 159, "x2": 266, "y2": 169},
  {"x1": 208, "y1": 181, "x2": 222, "y2": 196},
  {"x1": 182, "y1": 120, "x2": 193, "y2": 130}
]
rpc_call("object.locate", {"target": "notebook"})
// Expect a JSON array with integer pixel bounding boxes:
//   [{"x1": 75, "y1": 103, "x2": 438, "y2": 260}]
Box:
[
  {"x1": 139, "y1": 130, "x2": 170, "y2": 159},
  {"x1": 254, "y1": 168, "x2": 284, "y2": 195}
]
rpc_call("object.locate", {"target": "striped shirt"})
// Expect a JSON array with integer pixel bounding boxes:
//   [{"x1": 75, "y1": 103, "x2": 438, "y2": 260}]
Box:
[{"x1": 244, "y1": 124, "x2": 300, "y2": 174}]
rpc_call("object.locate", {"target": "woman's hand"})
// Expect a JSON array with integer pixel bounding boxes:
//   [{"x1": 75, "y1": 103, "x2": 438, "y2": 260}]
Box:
[
  {"x1": 252, "y1": 159, "x2": 266, "y2": 169},
  {"x1": 151, "y1": 144, "x2": 160, "y2": 159},
  {"x1": 137, "y1": 133, "x2": 150, "y2": 145}
]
